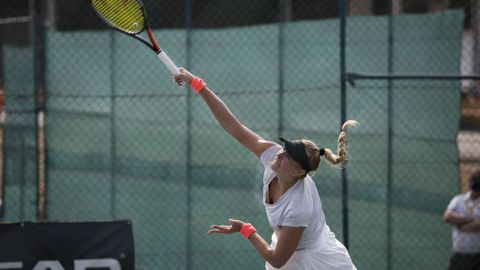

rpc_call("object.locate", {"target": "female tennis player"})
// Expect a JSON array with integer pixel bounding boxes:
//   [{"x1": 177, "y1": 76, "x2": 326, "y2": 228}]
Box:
[{"x1": 174, "y1": 68, "x2": 357, "y2": 270}]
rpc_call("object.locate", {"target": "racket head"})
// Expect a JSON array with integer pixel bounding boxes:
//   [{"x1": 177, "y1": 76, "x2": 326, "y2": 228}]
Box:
[{"x1": 91, "y1": 0, "x2": 146, "y2": 34}]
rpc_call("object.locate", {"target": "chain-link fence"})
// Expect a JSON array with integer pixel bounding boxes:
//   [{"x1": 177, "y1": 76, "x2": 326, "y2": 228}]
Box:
[{"x1": 1, "y1": 0, "x2": 479, "y2": 269}]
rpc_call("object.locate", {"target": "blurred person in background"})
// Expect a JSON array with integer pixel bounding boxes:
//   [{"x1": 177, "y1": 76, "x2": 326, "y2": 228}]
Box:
[
  {"x1": 444, "y1": 169, "x2": 480, "y2": 270},
  {"x1": 174, "y1": 68, "x2": 357, "y2": 270}
]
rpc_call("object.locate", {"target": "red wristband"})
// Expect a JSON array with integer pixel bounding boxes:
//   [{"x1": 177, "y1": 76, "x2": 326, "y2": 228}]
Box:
[
  {"x1": 190, "y1": 76, "x2": 206, "y2": 93},
  {"x1": 240, "y1": 223, "x2": 256, "y2": 239}
]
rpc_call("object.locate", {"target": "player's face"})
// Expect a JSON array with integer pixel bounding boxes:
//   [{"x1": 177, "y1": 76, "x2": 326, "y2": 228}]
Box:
[{"x1": 271, "y1": 149, "x2": 303, "y2": 177}]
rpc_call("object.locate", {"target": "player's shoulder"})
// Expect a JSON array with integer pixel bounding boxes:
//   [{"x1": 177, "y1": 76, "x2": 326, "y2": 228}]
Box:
[{"x1": 259, "y1": 144, "x2": 282, "y2": 166}]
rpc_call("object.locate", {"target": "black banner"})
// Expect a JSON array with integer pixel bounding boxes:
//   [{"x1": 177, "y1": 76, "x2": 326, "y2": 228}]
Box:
[{"x1": 0, "y1": 220, "x2": 134, "y2": 270}]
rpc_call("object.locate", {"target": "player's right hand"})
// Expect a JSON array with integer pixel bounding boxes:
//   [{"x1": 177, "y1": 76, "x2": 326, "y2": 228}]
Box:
[{"x1": 174, "y1": 68, "x2": 195, "y2": 86}]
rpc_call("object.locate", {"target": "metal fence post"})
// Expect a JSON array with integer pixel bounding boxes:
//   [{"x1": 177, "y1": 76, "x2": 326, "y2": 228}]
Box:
[
  {"x1": 474, "y1": 0, "x2": 480, "y2": 78},
  {"x1": 386, "y1": 1, "x2": 395, "y2": 269},
  {"x1": 109, "y1": 29, "x2": 117, "y2": 219},
  {"x1": 339, "y1": 0, "x2": 349, "y2": 250},
  {"x1": 185, "y1": 0, "x2": 193, "y2": 269},
  {"x1": 277, "y1": 0, "x2": 285, "y2": 137},
  {"x1": 30, "y1": 0, "x2": 48, "y2": 222}
]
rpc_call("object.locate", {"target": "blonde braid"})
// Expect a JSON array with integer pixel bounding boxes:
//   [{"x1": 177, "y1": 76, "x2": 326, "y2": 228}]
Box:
[{"x1": 323, "y1": 120, "x2": 358, "y2": 165}]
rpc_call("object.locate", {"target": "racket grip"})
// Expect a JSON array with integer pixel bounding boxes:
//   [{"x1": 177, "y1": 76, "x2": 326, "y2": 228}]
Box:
[{"x1": 157, "y1": 51, "x2": 180, "y2": 76}]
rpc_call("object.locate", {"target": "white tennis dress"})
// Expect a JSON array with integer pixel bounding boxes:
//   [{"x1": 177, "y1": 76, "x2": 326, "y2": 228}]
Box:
[{"x1": 260, "y1": 145, "x2": 356, "y2": 270}]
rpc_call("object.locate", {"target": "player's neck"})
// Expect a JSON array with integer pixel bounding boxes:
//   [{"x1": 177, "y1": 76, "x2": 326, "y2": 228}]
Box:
[{"x1": 277, "y1": 176, "x2": 298, "y2": 194}]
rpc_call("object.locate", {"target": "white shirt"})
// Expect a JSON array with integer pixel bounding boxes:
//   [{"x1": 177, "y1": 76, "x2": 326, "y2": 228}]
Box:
[
  {"x1": 260, "y1": 144, "x2": 356, "y2": 270},
  {"x1": 447, "y1": 191, "x2": 480, "y2": 253},
  {"x1": 260, "y1": 144, "x2": 325, "y2": 250}
]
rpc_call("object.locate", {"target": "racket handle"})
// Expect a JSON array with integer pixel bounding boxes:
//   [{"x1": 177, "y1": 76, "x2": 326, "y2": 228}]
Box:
[{"x1": 157, "y1": 51, "x2": 180, "y2": 76}]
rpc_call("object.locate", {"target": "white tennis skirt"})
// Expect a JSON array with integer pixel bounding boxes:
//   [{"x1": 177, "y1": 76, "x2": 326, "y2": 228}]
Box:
[{"x1": 265, "y1": 225, "x2": 357, "y2": 270}]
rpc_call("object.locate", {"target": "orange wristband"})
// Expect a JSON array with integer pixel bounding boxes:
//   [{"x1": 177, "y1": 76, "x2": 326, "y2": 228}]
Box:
[
  {"x1": 240, "y1": 223, "x2": 256, "y2": 239},
  {"x1": 190, "y1": 76, "x2": 206, "y2": 93}
]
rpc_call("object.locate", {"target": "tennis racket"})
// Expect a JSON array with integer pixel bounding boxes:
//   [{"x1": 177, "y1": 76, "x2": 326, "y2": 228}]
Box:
[{"x1": 90, "y1": 0, "x2": 180, "y2": 76}]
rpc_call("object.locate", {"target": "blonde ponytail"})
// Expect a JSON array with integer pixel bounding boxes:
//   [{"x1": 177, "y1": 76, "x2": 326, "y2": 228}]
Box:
[{"x1": 323, "y1": 120, "x2": 358, "y2": 165}]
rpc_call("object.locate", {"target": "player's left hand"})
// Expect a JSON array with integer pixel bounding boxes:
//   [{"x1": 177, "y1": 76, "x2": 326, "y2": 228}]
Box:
[{"x1": 207, "y1": 219, "x2": 245, "y2": 235}]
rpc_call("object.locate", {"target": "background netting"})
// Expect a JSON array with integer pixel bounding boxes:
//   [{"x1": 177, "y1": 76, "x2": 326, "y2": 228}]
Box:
[{"x1": 1, "y1": 0, "x2": 477, "y2": 269}]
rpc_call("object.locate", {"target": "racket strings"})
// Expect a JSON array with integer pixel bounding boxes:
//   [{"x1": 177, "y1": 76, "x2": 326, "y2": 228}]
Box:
[{"x1": 92, "y1": 0, "x2": 144, "y2": 34}]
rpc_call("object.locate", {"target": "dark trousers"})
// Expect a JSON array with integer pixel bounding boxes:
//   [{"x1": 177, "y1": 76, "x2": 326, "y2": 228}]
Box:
[{"x1": 449, "y1": 252, "x2": 480, "y2": 270}]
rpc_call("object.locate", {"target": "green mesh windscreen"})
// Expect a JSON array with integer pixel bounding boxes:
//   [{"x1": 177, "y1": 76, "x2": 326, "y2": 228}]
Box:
[{"x1": 2, "y1": 9, "x2": 463, "y2": 270}]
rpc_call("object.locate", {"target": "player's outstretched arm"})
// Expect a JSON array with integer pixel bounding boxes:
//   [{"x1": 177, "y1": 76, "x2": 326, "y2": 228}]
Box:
[
  {"x1": 174, "y1": 68, "x2": 275, "y2": 158},
  {"x1": 208, "y1": 219, "x2": 303, "y2": 269}
]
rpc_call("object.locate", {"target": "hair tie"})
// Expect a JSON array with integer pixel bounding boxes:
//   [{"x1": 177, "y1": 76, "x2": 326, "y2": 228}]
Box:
[{"x1": 319, "y1": 148, "x2": 325, "y2": 156}]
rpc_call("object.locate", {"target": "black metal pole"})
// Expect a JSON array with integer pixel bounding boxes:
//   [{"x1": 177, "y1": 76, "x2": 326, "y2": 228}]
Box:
[
  {"x1": 386, "y1": 1, "x2": 394, "y2": 269},
  {"x1": 473, "y1": 1, "x2": 480, "y2": 78},
  {"x1": 185, "y1": 1, "x2": 193, "y2": 269},
  {"x1": 109, "y1": 30, "x2": 117, "y2": 219},
  {"x1": 30, "y1": 0, "x2": 47, "y2": 222},
  {"x1": 20, "y1": 136, "x2": 26, "y2": 220},
  {"x1": 339, "y1": 0, "x2": 349, "y2": 249},
  {"x1": 277, "y1": 0, "x2": 285, "y2": 137},
  {"x1": 0, "y1": 46, "x2": 4, "y2": 218},
  {"x1": 346, "y1": 73, "x2": 480, "y2": 85}
]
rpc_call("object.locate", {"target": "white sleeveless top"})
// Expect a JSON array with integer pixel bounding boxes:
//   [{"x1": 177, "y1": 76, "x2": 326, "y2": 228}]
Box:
[{"x1": 260, "y1": 144, "x2": 356, "y2": 270}]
